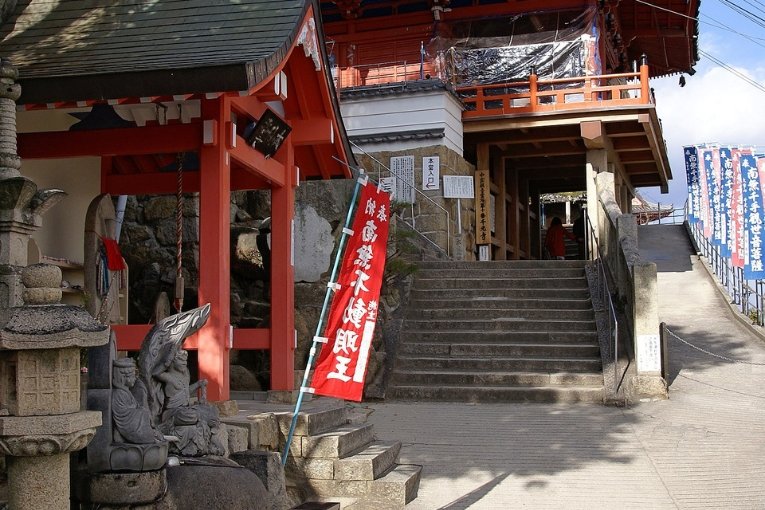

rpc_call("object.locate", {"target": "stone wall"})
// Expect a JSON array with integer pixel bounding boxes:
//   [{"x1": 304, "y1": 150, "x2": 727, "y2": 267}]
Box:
[{"x1": 354, "y1": 144, "x2": 476, "y2": 261}]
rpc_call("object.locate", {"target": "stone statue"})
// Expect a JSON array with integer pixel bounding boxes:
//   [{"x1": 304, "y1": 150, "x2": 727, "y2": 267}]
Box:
[
  {"x1": 138, "y1": 303, "x2": 226, "y2": 457},
  {"x1": 86, "y1": 332, "x2": 169, "y2": 473},
  {"x1": 111, "y1": 357, "x2": 164, "y2": 444}
]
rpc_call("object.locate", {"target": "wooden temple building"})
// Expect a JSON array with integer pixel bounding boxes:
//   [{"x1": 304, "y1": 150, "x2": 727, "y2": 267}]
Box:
[
  {"x1": 323, "y1": 0, "x2": 699, "y2": 259},
  {"x1": 0, "y1": 0, "x2": 700, "y2": 400},
  {"x1": 0, "y1": 0, "x2": 353, "y2": 400}
]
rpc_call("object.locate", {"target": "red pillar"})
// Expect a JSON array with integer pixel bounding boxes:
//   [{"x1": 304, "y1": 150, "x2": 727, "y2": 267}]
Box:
[
  {"x1": 198, "y1": 97, "x2": 231, "y2": 401},
  {"x1": 270, "y1": 139, "x2": 296, "y2": 390}
]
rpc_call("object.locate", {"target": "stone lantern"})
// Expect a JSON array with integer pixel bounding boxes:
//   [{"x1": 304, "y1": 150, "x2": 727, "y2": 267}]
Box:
[{"x1": 0, "y1": 263, "x2": 109, "y2": 509}]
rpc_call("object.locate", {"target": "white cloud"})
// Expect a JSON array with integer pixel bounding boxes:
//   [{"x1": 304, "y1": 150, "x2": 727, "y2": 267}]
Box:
[{"x1": 641, "y1": 63, "x2": 765, "y2": 204}]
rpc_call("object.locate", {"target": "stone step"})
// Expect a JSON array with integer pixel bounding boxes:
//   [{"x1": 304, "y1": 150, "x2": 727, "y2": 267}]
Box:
[
  {"x1": 417, "y1": 260, "x2": 587, "y2": 270},
  {"x1": 408, "y1": 297, "x2": 593, "y2": 310},
  {"x1": 405, "y1": 307, "x2": 594, "y2": 321},
  {"x1": 391, "y1": 370, "x2": 603, "y2": 387},
  {"x1": 412, "y1": 276, "x2": 588, "y2": 290},
  {"x1": 334, "y1": 441, "x2": 402, "y2": 481},
  {"x1": 274, "y1": 399, "x2": 348, "y2": 437},
  {"x1": 306, "y1": 464, "x2": 422, "y2": 507},
  {"x1": 297, "y1": 423, "x2": 375, "y2": 459},
  {"x1": 395, "y1": 355, "x2": 602, "y2": 372},
  {"x1": 388, "y1": 384, "x2": 605, "y2": 404},
  {"x1": 409, "y1": 287, "x2": 591, "y2": 300},
  {"x1": 402, "y1": 318, "x2": 597, "y2": 331},
  {"x1": 398, "y1": 341, "x2": 600, "y2": 358},
  {"x1": 399, "y1": 330, "x2": 598, "y2": 344},
  {"x1": 414, "y1": 267, "x2": 586, "y2": 279}
]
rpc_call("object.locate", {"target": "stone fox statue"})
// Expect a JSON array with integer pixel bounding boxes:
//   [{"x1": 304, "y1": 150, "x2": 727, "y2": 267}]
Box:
[{"x1": 137, "y1": 304, "x2": 226, "y2": 456}]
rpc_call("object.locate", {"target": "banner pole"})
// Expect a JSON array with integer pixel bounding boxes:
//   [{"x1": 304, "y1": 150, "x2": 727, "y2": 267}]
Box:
[{"x1": 281, "y1": 171, "x2": 367, "y2": 466}]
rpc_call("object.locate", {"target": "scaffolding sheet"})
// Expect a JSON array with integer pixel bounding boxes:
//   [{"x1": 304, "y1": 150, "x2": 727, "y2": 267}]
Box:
[{"x1": 430, "y1": 7, "x2": 601, "y2": 87}]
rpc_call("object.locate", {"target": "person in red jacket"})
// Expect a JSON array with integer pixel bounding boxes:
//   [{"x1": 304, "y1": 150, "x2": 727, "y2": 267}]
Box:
[{"x1": 544, "y1": 216, "x2": 576, "y2": 260}]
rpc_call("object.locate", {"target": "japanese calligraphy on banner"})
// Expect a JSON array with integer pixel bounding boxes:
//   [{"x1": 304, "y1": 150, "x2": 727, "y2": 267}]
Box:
[
  {"x1": 475, "y1": 169, "x2": 491, "y2": 245},
  {"x1": 702, "y1": 148, "x2": 717, "y2": 239},
  {"x1": 742, "y1": 153, "x2": 765, "y2": 279},
  {"x1": 683, "y1": 146, "x2": 700, "y2": 224},
  {"x1": 719, "y1": 147, "x2": 733, "y2": 257},
  {"x1": 730, "y1": 149, "x2": 745, "y2": 268},
  {"x1": 311, "y1": 184, "x2": 391, "y2": 402},
  {"x1": 422, "y1": 156, "x2": 440, "y2": 191},
  {"x1": 390, "y1": 156, "x2": 415, "y2": 204}
]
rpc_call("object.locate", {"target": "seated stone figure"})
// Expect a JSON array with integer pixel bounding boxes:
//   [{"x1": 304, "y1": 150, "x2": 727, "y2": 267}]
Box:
[
  {"x1": 112, "y1": 357, "x2": 165, "y2": 444},
  {"x1": 152, "y1": 348, "x2": 225, "y2": 456},
  {"x1": 86, "y1": 332, "x2": 168, "y2": 473},
  {"x1": 138, "y1": 304, "x2": 226, "y2": 457}
]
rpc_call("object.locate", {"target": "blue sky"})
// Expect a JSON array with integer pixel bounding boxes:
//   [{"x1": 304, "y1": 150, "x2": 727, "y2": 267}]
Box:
[{"x1": 641, "y1": 0, "x2": 765, "y2": 207}]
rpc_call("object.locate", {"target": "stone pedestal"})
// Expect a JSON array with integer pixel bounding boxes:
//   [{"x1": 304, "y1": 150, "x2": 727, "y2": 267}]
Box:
[{"x1": 8, "y1": 453, "x2": 68, "y2": 509}]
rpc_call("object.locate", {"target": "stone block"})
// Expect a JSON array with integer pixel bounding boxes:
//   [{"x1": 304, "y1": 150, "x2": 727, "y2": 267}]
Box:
[
  {"x1": 248, "y1": 413, "x2": 279, "y2": 449},
  {"x1": 86, "y1": 388, "x2": 113, "y2": 473},
  {"x1": 76, "y1": 469, "x2": 167, "y2": 505},
  {"x1": 212, "y1": 399, "x2": 239, "y2": 417},
  {"x1": 230, "y1": 450, "x2": 289, "y2": 510},
  {"x1": 334, "y1": 441, "x2": 401, "y2": 481},
  {"x1": 285, "y1": 456, "x2": 334, "y2": 480},
  {"x1": 226, "y1": 423, "x2": 249, "y2": 454},
  {"x1": 629, "y1": 374, "x2": 668, "y2": 401},
  {"x1": 221, "y1": 417, "x2": 259, "y2": 449},
  {"x1": 301, "y1": 424, "x2": 374, "y2": 459},
  {"x1": 1, "y1": 348, "x2": 81, "y2": 415}
]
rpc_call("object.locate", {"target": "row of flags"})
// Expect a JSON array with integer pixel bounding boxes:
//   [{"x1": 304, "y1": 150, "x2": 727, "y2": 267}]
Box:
[{"x1": 685, "y1": 145, "x2": 765, "y2": 279}]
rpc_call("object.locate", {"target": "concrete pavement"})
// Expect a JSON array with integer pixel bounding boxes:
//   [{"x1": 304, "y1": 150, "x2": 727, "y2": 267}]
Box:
[{"x1": 351, "y1": 224, "x2": 765, "y2": 509}]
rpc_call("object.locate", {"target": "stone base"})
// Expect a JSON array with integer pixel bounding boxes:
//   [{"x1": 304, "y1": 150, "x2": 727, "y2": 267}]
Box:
[
  {"x1": 75, "y1": 469, "x2": 167, "y2": 506},
  {"x1": 628, "y1": 374, "x2": 668, "y2": 402},
  {"x1": 230, "y1": 450, "x2": 288, "y2": 510},
  {"x1": 267, "y1": 390, "x2": 308, "y2": 404}
]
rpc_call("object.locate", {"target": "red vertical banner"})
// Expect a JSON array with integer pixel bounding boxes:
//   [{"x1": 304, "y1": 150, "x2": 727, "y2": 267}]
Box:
[{"x1": 311, "y1": 183, "x2": 391, "y2": 402}]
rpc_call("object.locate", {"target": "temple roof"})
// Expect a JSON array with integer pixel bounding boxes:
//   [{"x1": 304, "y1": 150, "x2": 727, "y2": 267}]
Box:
[{"x1": 0, "y1": 0, "x2": 313, "y2": 103}]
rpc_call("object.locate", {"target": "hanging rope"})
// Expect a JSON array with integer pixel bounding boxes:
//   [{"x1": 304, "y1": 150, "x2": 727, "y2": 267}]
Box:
[{"x1": 174, "y1": 153, "x2": 185, "y2": 313}]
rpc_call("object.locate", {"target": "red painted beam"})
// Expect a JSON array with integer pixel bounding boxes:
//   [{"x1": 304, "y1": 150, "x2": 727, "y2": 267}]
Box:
[
  {"x1": 232, "y1": 328, "x2": 271, "y2": 350},
  {"x1": 231, "y1": 167, "x2": 269, "y2": 191},
  {"x1": 228, "y1": 135, "x2": 286, "y2": 187},
  {"x1": 269, "y1": 139, "x2": 296, "y2": 391},
  {"x1": 291, "y1": 118, "x2": 334, "y2": 146},
  {"x1": 19, "y1": 124, "x2": 201, "y2": 159},
  {"x1": 197, "y1": 97, "x2": 232, "y2": 402},
  {"x1": 103, "y1": 171, "x2": 201, "y2": 195}
]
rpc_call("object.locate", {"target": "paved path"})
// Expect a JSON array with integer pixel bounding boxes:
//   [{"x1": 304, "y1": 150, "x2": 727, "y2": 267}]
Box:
[{"x1": 355, "y1": 225, "x2": 765, "y2": 509}]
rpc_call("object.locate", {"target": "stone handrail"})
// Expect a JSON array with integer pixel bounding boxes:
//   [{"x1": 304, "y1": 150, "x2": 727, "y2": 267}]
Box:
[{"x1": 596, "y1": 172, "x2": 665, "y2": 398}]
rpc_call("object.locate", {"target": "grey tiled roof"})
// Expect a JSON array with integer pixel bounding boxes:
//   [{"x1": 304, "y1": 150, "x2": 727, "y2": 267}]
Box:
[
  {"x1": 0, "y1": 0, "x2": 313, "y2": 103},
  {"x1": 340, "y1": 79, "x2": 458, "y2": 100},
  {"x1": 350, "y1": 127, "x2": 445, "y2": 145}
]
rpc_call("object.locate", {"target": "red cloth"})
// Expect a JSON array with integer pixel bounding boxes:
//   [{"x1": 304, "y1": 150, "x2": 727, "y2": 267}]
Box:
[
  {"x1": 102, "y1": 238, "x2": 127, "y2": 270},
  {"x1": 545, "y1": 224, "x2": 575, "y2": 258}
]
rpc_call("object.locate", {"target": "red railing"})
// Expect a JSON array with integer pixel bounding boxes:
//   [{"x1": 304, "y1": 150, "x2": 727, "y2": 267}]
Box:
[
  {"x1": 334, "y1": 60, "x2": 437, "y2": 89},
  {"x1": 457, "y1": 65, "x2": 651, "y2": 118},
  {"x1": 335, "y1": 60, "x2": 652, "y2": 119}
]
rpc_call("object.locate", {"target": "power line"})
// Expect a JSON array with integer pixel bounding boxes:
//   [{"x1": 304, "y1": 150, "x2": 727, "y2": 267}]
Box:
[
  {"x1": 717, "y1": 0, "x2": 765, "y2": 28},
  {"x1": 698, "y1": 49, "x2": 765, "y2": 93},
  {"x1": 634, "y1": 0, "x2": 765, "y2": 48}
]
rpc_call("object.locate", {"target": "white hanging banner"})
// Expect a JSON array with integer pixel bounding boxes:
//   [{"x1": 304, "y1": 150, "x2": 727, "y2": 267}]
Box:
[{"x1": 422, "y1": 156, "x2": 440, "y2": 191}]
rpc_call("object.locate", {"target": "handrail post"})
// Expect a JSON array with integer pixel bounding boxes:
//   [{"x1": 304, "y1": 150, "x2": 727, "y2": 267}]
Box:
[
  {"x1": 639, "y1": 54, "x2": 650, "y2": 104},
  {"x1": 529, "y1": 67, "x2": 538, "y2": 111}
]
